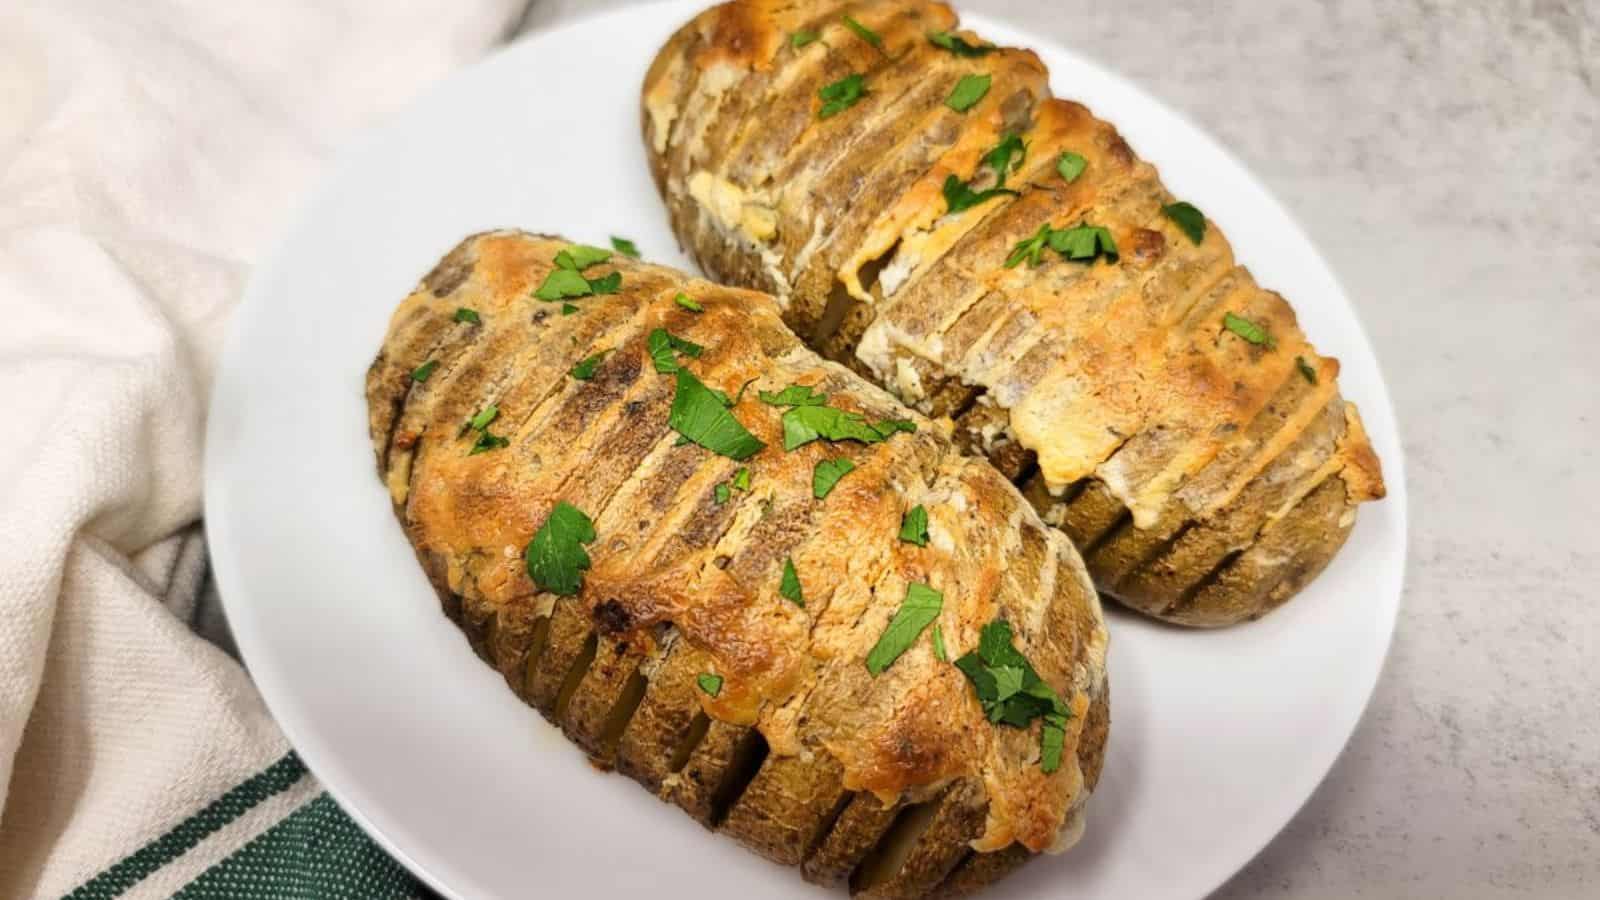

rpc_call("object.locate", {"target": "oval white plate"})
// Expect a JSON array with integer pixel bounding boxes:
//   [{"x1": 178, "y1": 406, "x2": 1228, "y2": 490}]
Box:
[{"x1": 206, "y1": 4, "x2": 1407, "y2": 898}]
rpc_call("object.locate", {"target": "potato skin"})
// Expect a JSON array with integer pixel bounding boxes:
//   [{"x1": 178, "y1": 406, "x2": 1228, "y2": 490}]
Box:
[
  {"x1": 368, "y1": 231, "x2": 1109, "y2": 897},
  {"x1": 641, "y1": 0, "x2": 1385, "y2": 628}
]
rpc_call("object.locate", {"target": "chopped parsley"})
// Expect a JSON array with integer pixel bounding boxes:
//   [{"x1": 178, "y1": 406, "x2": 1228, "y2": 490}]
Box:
[
  {"x1": 942, "y1": 174, "x2": 1017, "y2": 214},
  {"x1": 791, "y1": 29, "x2": 820, "y2": 49},
  {"x1": 674, "y1": 292, "x2": 704, "y2": 313},
  {"x1": 1005, "y1": 222, "x2": 1117, "y2": 268},
  {"x1": 899, "y1": 504, "x2": 929, "y2": 546},
  {"x1": 1161, "y1": 201, "x2": 1206, "y2": 245},
  {"x1": 1056, "y1": 151, "x2": 1087, "y2": 183},
  {"x1": 462, "y1": 404, "x2": 511, "y2": 454},
  {"x1": 554, "y1": 245, "x2": 611, "y2": 270},
  {"x1": 781, "y1": 404, "x2": 916, "y2": 451},
  {"x1": 610, "y1": 236, "x2": 641, "y2": 258},
  {"x1": 731, "y1": 467, "x2": 751, "y2": 491},
  {"x1": 561, "y1": 303, "x2": 580, "y2": 315},
  {"x1": 983, "y1": 134, "x2": 1026, "y2": 188},
  {"x1": 410, "y1": 360, "x2": 439, "y2": 382},
  {"x1": 468, "y1": 432, "x2": 509, "y2": 454},
  {"x1": 780, "y1": 557, "x2": 803, "y2": 606},
  {"x1": 468, "y1": 405, "x2": 499, "y2": 431},
  {"x1": 524, "y1": 501, "x2": 596, "y2": 596},
  {"x1": 569, "y1": 351, "x2": 608, "y2": 381},
  {"x1": 535, "y1": 244, "x2": 620, "y2": 301},
  {"x1": 927, "y1": 30, "x2": 994, "y2": 57},
  {"x1": 759, "y1": 384, "x2": 828, "y2": 407},
  {"x1": 453, "y1": 307, "x2": 481, "y2": 324},
  {"x1": 1223, "y1": 312, "x2": 1274, "y2": 348},
  {"x1": 648, "y1": 328, "x2": 705, "y2": 374},
  {"x1": 865, "y1": 583, "x2": 943, "y2": 676},
  {"x1": 812, "y1": 457, "x2": 856, "y2": 499},
  {"x1": 668, "y1": 370, "x2": 766, "y2": 460},
  {"x1": 697, "y1": 672, "x2": 723, "y2": 696},
  {"x1": 943, "y1": 133, "x2": 1026, "y2": 215},
  {"x1": 1297, "y1": 355, "x2": 1319, "y2": 384},
  {"x1": 819, "y1": 73, "x2": 866, "y2": 119},
  {"x1": 953, "y1": 618, "x2": 1072, "y2": 773},
  {"x1": 843, "y1": 15, "x2": 882, "y2": 49},
  {"x1": 931, "y1": 624, "x2": 948, "y2": 662},
  {"x1": 714, "y1": 482, "x2": 731, "y2": 504},
  {"x1": 946, "y1": 73, "x2": 991, "y2": 112}
]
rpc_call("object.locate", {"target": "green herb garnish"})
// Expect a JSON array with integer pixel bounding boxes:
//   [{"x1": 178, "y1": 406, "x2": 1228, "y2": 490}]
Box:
[
  {"x1": 759, "y1": 384, "x2": 828, "y2": 407},
  {"x1": 668, "y1": 370, "x2": 766, "y2": 460},
  {"x1": 1162, "y1": 201, "x2": 1206, "y2": 245},
  {"x1": 561, "y1": 303, "x2": 580, "y2": 315},
  {"x1": 843, "y1": 15, "x2": 882, "y2": 49},
  {"x1": 648, "y1": 328, "x2": 705, "y2": 374},
  {"x1": 1296, "y1": 356, "x2": 1318, "y2": 384},
  {"x1": 931, "y1": 624, "x2": 947, "y2": 662},
  {"x1": 1056, "y1": 151, "x2": 1087, "y2": 183},
  {"x1": 953, "y1": 619, "x2": 1073, "y2": 772},
  {"x1": 791, "y1": 29, "x2": 820, "y2": 49},
  {"x1": 587, "y1": 271, "x2": 622, "y2": 295},
  {"x1": 865, "y1": 583, "x2": 943, "y2": 675},
  {"x1": 714, "y1": 482, "x2": 731, "y2": 504},
  {"x1": 534, "y1": 268, "x2": 593, "y2": 301},
  {"x1": 946, "y1": 73, "x2": 991, "y2": 112},
  {"x1": 819, "y1": 73, "x2": 866, "y2": 119},
  {"x1": 942, "y1": 174, "x2": 1017, "y2": 214},
  {"x1": 1223, "y1": 312, "x2": 1274, "y2": 348},
  {"x1": 899, "y1": 505, "x2": 929, "y2": 546},
  {"x1": 780, "y1": 557, "x2": 803, "y2": 606},
  {"x1": 411, "y1": 360, "x2": 439, "y2": 382},
  {"x1": 453, "y1": 307, "x2": 481, "y2": 324},
  {"x1": 812, "y1": 457, "x2": 856, "y2": 499},
  {"x1": 983, "y1": 133, "x2": 1026, "y2": 188},
  {"x1": 927, "y1": 30, "x2": 994, "y2": 57},
  {"x1": 569, "y1": 352, "x2": 608, "y2": 381},
  {"x1": 782, "y1": 405, "x2": 916, "y2": 451},
  {"x1": 697, "y1": 672, "x2": 723, "y2": 696},
  {"x1": 610, "y1": 236, "x2": 640, "y2": 259},
  {"x1": 554, "y1": 245, "x2": 612, "y2": 271},
  {"x1": 524, "y1": 501, "x2": 596, "y2": 596},
  {"x1": 1005, "y1": 222, "x2": 1117, "y2": 268},
  {"x1": 731, "y1": 467, "x2": 751, "y2": 491},
  {"x1": 468, "y1": 405, "x2": 499, "y2": 431},
  {"x1": 674, "y1": 292, "x2": 704, "y2": 313}
]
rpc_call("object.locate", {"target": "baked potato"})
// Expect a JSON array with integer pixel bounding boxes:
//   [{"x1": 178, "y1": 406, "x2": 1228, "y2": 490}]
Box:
[
  {"x1": 641, "y1": 0, "x2": 1386, "y2": 626},
  {"x1": 366, "y1": 231, "x2": 1110, "y2": 897}
]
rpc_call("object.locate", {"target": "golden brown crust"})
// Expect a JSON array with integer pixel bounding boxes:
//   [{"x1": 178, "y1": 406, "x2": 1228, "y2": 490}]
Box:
[
  {"x1": 367, "y1": 231, "x2": 1110, "y2": 896},
  {"x1": 642, "y1": 0, "x2": 1385, "y2": 628}
]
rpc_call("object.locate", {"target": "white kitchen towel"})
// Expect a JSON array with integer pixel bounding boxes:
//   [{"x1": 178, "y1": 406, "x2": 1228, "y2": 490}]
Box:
[{"x1": 0, "y1": 1, "x2": 525, "y2": 896}]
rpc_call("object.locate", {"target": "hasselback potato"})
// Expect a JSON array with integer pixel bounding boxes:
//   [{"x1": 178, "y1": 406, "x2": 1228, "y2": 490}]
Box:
[
  {"x1": 366, "y1": 231, "x2": 1109, "y2": 897},
  {"x1": 641, "y1": 0, "x2": 1386, "y2": 626}
]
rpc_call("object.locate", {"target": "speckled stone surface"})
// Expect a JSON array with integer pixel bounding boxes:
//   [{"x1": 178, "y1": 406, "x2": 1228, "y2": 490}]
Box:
[{"x1": 519, "y1": 2, "x2": 1600, "y2": 896}]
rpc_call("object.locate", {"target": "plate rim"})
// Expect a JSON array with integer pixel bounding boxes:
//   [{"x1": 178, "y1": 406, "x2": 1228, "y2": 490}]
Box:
[{"x1": 204, "y1": 4, "x2": 1408, "y2": 899}]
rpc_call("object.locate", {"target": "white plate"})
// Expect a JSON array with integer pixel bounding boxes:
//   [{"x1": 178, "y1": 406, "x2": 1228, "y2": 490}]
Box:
[{"x1": 205, "y1": 4, "x2": 1407, "y2": 898}]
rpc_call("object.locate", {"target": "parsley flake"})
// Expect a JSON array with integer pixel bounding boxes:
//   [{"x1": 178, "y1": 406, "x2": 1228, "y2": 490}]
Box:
[
  {"x1": 453, "y1": 307, "x2": 481, "y2": 324},
  {"x1": 569, "y1": 351, "x2": 608, "y2": 381},
  {"x1": 843, "y1": 15, "x2": 882, "y2": 49},
  {"x1": 1006, "y1": 222, "x2": 1117, "y2": 268},
  {"x1": 468, "y1": 405, "x2": 499, "y2": 431},
  {"x1": 648, "y1": 328, "x2": 704, "y2": 374},
  {"x1": 759, "y1": 384, "x2": 828, "y2": 407},
  {"x1": 534, "y1": 268, "x2": 593, "y2": 301},
  {"x1": 1223, "y1": 312, "x2": 1274, "y2": 348},
  {"x1": 953, "y1": 619, "x2": 1073, "y2": 771},
  {"x1": 812, "y1": 457, "x2": 856, "y2": 499},
  {"x1": 732, "y1": 467, "x2": 751, "y2": 491},
  {"x1": 555, "y1": 245, "x2": 612, "y2": 271},
  {"x1": 561, "y1": 303, "x2": 580, "y2": 315},
  {"x1": 899, "y1": 505, "x2": 929, "y2": 546},
  {"x1": 714, "y1": 482, "x2": 731, "y2": 504},
  {"x1": 942, "y1": 174, "x2": 1017, "y2": 214},
  {"x1": 610, "y1": 236, "x2": 641, "y2": 259},
  {"x1": 780, "y1": 557, "x2": 803, "y2": 606},
  {"x1": 1162, "y1": 201, "x2": 1206, "y2": 245},
  {"x1": 819, "y1": 73, "x2": 866, "y2": 119},
  {"x1": 946, "y1": 73, "x2": 991, "y2": 112},
  {"x1": 865, "y1": 583, "x2": 943, "y2": 676},
  {"x1": 932, "y1": 624, "x2": 948, "y2": 662},
  {"x1": 1296, "y1": 355, "x2": 1319, "y2": 384},
  {"x1": 927, "y1": 30, "x2": 995, "y2": 57},
  {"x1": 587, "y1": 271, "x2": 622, "y2": 295},
  {"x1": 983, "y1": 134, "x2": 1026, "y2": 188},
  {"x1": 524, "y1": 501, "x2": 596, "y2": 597},
  {"x1": 668, "y1": 370, "x2": 766, "y2": 460},
  {"x1": 674, "y1": 292, "x2": 704, "y2": 313},
  {"x1": 782, "y1": 405, "x2": 916, "y2": 451},
  {"x1": 697, "y1": 672, "x2": 723, "y2": 696},
  {"x1": 1056, "y1": 151, "x2": 1087, "y2": 183},
  {"x1": 791, "y1": 29, "x2": 820, "y2": 49},
  {"x1": 411, "y1": 360, "x2": 439, "y2": 382}
]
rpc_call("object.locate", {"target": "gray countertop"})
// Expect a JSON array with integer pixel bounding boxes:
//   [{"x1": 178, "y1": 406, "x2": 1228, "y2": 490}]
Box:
[{"x1": 521, "y1": 2, "x2": 1599, "y2": 896}]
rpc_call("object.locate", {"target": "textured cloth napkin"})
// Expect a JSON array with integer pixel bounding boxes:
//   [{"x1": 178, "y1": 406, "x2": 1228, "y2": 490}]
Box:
[{"x1": 0, "y1": 1, "x2": 525, "y2": 896}]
